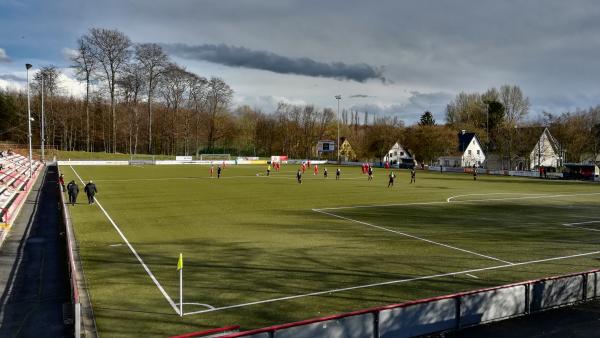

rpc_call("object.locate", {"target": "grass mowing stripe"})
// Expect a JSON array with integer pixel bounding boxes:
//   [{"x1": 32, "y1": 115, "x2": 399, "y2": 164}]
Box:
[
  {"x1": 312, "y1": 209, "x2": 514, "y2": 265},
  {"x1": 69, "y1": 165, "x2": 181, "y2": 315},
  {"x1": 183, "y1": 249, "x2": 600, "y2": 316}
]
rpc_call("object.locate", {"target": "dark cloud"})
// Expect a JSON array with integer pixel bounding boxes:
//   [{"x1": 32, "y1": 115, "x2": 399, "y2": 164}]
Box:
[
  {"x1": 0, "y1": 74, "x2": 24, "y2": 82},
  {"x1": 349, "y1": 94, "x2": 375, "y2": 98},
  {"x1": 164, "y1": 43, "x2": 385, "y2": 83}
]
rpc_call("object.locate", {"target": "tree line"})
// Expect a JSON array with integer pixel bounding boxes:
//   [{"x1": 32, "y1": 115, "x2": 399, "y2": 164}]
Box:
[{"x1": 1, "y1": 27, "x2": 599, "y2": 165}]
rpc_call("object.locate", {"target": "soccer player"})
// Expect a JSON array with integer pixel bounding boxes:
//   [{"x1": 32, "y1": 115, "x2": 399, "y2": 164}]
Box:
[
  {"x1": 301, "y1": 163, "x2": 306, "y2": 173},
  {"x1": 297, "y1": 169, "x2": 302, "y2": 184},
  {"x1": 410, "y1": 168, "x2": 416, "y2": 184},
  {"x1": 210, "y1": 165, "x2": 214, "y2": 177},
  {"x1": 368, "y1": 166, "x2": 373, "y2": 181},
  {"x1": 324, "y1": 167, "x2": 328, "y2": 178},
  {"x1": 314, "y1": 164, "x2": 318, "y2": 175},
  {"x1": 267, "y1": 164, "x2": 271, "y2": 176},
  {"x1": 388, "y1": 171, "x2": 395, "y2": 187},
  {"x1": 217, "y1": 165, "x2": 222, "y2": 178},
  {"x1": 473, "y1": 167, "x2": 478, "y2": 181},
  {"x1": 336, "y1": 168, "x2": 341, "y2": 180}
]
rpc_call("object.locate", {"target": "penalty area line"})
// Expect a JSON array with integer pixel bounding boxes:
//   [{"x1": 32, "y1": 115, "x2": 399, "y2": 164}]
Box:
[
  {"x1": 183, "y1": 249, "x2": 600, "y2": 316},
  {"x1": 69, "y1": 165, "x2": 181, "y2": 315}
]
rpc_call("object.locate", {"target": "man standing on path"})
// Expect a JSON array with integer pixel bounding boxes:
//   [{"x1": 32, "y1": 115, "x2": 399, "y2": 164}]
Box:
[
  {"x1": 84, "y1": 180, "x2": 97, "y2": 205},
  {"x1": 67, "y1": 180, "x2": 79, "y2": 206}
]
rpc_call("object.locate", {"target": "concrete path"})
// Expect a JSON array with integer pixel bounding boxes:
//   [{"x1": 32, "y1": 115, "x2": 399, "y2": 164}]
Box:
[
  {"x1": 0, "y1": 165, "x2": 69, "y2": 337},
  {"x1": 444, "y1": 299, "x2": 600, "y2": 338}
]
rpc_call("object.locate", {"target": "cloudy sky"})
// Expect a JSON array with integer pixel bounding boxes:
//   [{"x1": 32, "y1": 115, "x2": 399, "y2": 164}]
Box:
[{"x1": 1, "y1": 0, "x2": 599, "y2": 124}]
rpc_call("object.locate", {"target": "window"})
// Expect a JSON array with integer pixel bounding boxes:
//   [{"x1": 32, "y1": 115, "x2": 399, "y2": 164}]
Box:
[
  {"x1": 468, "y1": 150, "x2": 472, "y2": 155},
  {"x1": 400, "y1": 151, "x2": 404, "y2": 156},
  {"x1": 477, "y1": 150, "x2": 480, "y2": 155},
  {"x1": 394, "y1": 151, "x2": 397, "y2": 156}
]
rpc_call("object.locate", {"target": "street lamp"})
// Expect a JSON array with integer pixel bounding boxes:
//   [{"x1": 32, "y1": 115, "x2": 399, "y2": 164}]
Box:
[
  {"x1": 41, "y1": 75, "x2": 45, "y2": 163},
  {"x1": 335, "y1": 95, "x2": 341, "y2": 164},
  {"x1": 26, "y1": 63, "x2": 33, "y2": 178}
]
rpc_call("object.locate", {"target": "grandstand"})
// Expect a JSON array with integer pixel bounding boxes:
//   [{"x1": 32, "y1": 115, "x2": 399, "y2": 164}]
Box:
[{"x1": 0, "y1": 151, "x2": 43, "y2": 242}]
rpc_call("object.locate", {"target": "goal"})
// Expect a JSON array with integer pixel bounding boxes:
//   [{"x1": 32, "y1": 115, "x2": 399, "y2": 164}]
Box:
[{"x1": 200, "y1": 154, "x2": 231, "y2": 161}]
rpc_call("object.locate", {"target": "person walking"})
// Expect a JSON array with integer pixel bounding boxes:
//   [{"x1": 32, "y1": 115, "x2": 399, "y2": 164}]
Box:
[
  {"x1": 84, "y1": 180, "x2": 97, "y2": 205},
  {"x1": 388, "y1": 171, "x2": 395, "y2": 187},
  {"x1": 410, "y1": 168, "x2": 416, "y2": 184},
  {"x1": 336, "y1": 168, "x2": 341, "y2": 180},
  {"x1": 67, "y1": 180, "x2": 79, "y2": 206}
]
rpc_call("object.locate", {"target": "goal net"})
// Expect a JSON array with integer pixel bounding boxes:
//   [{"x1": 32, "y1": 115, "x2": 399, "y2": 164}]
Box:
[{"x1": 200, "y1": 154, "x2": 231, "y2": 161}]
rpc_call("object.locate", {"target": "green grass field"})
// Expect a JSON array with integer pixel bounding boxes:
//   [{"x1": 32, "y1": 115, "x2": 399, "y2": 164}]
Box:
[{"x1": 59, "y1": 164, "x2": 600, "y2": 337}]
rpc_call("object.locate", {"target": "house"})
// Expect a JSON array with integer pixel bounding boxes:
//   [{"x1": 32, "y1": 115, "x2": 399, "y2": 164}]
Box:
[
  {"x1": 438, "y1": 130, "x2": 486, "y2": 167},
  {"x1": 339, "y1": 139, "x2": 357, "y2": 162},
  {"x1": 528, "y1": 127, "x2": 563, "y2": 170},
  {"x1": 485, "y1": 127, "x2": 563, "y2": 171},
  {"x1": 383, "y1": 142, "x2": 415, "y2": 168}
]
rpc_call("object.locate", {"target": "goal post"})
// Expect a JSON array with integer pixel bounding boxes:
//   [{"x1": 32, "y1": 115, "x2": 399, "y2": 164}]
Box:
[{"x1": 199, "y1": 154, "x2": 231, "y2": 161}]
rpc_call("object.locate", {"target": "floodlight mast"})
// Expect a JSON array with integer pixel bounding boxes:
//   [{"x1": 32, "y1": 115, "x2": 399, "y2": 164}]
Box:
[
  {"x1": 26, "y1": 63, "x2": 33, "y2": 177},
  {"x1": 335, "y1": 95, "x2": 341, "y2": 164}
]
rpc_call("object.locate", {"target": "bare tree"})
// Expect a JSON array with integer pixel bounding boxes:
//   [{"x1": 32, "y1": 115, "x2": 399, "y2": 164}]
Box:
[
  {"x1": 33, "y1": 66, "x2": 61, "y2": 148},
  {"x1": 118, "y1": 63, "x2": 145, "y2": 154},
  {"x1": 135, "y1": 43, "x2": 169, "y2": 154},
  {"x1": 159, "y1": 63, "x2": 191, "y2": 154},
  {"x1": 86, "y1": 28, "x2": 132, "y2": 152},
  {"x1": 205, "y1": 77, "x2": 233, "y2": 151},
  {"x1": 71, "y1": 37, "x2": 96, "y2": 152},
  {"x1": 500, "y1": 85, "x2": 530, "y2": 126}
]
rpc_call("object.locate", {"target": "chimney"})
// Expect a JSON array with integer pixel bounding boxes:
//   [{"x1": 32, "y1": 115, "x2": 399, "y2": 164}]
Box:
[{"x1": 461, "y1": 130, "x2": 466, "y2": 135}]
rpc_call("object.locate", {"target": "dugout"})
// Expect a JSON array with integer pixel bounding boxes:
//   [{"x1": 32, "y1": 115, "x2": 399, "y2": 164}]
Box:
[{"x1": 562, "y1": 163, "x2": 599, "y2": 180}]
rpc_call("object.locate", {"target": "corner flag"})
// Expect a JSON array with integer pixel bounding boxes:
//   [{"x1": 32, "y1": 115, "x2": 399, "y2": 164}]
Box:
[{"x1": 177, "y1": 253, "x2": 183, "y2": 270}]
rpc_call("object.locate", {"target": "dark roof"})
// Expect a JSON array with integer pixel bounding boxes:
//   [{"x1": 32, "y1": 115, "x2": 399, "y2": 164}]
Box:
[{"x1": 457, "y1": 132, "x2": 477, "y2": 152}]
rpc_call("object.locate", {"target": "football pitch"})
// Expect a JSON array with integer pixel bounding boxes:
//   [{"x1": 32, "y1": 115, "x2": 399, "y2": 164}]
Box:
[{"x1": 60, "y1": 164, "x2": 600, "y2": 337}]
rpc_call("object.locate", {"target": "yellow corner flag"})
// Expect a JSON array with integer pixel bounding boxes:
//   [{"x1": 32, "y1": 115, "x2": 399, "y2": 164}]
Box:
[{"x1": 177, "y1": 253, "x2": 183, "y2": 271}]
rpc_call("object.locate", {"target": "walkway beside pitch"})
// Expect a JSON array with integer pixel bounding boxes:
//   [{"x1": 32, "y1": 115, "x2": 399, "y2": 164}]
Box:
[{"x1": 0, "y1": 166, "x2": 70, "y2": 337}]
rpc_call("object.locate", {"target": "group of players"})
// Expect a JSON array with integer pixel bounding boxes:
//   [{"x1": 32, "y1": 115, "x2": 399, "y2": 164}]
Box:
[{"x1": 209, "y1": 160, "x2": 417, "y2": 186}]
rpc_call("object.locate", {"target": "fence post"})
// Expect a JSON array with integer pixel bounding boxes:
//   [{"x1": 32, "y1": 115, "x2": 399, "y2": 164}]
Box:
[
  {"x1": 524, "y1": 284, "x2": 531, "y2": 314},
  {"x1": 455, "y1": 297, "x2": 462, "y2": 329},
  {"x1": 75, "y1": 303, "x2": 81, "y2": 338},
  {"x1": 583, "y1": 273, "x2": 588, "y2": 301},
  {"x1": 373, "y1": 311, "x2": 379, "y2": 338}
]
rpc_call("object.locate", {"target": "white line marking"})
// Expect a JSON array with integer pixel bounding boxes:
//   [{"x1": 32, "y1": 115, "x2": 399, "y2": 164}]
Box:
[
  {"x1": 109, "y1": 243, "x2": 123, "y2": 247},
  {"x1": 465, "y1": 273, "x2": 479, "y2": 279},
  {"x1": 316, "y1": 192, "x2": 600, "y2": 211},
  {"x1": 69, "y1": 165, "x2": 181, "y2": 315},
  {"x1": 184, "y1": 250, "x2": 600, "y2": 316},
  {"x1": 563, "y1": 221, "x2": 600, "y2": 226},
  {"x1": 313, "y1": 209, "x2": 513, "y2": 265},
  {"x1": 182, "y1": 303, "x2": 215, "y2": 310},
  {"x1": 446, "y1": 193, "x2": 546, "y2": 203}
]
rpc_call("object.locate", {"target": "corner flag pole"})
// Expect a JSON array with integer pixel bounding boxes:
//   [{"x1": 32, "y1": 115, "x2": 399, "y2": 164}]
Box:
[{"x1": 177, "y1": 253, "x2": 183, "y2": 317}]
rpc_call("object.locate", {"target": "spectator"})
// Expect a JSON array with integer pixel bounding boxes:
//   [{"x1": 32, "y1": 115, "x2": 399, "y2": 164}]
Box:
[
  {"x1": 58, "y1": 174, "x2": 66, "y2": 192},
  {"x1": 67, "y1": 180, "x2": 79, "y2": 206}
]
